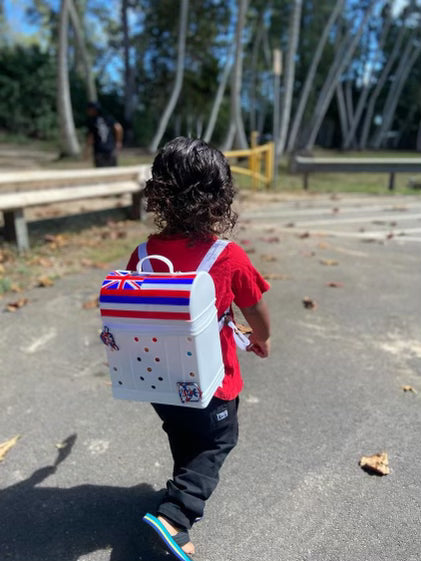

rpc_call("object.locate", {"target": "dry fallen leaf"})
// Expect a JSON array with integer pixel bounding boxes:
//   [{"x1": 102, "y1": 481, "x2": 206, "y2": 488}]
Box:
[
  {"x1": 29, "y1": 257, "x2": 53, "y2": 267},
  {"x1": 6, "y1": 298, "x2": 28, "y2": 312},
  {"x1": 359, "y1": 452, "x2": 390, "y2": 475},
  {"x1": 320, "y1": 259, "x2": 339, "y2": 266},
  {"x1": 260, "y1": 254, "x2": 277, "y2": 262},
  {"x1": 401, "y1": 385, "x2": 417, "y2": 394},
  {"x1": 0, "y1": 435, "x2": 21, "y2": 462},
  {"x1": 263, "y1": 273, "x2": 290, "y2": 280},
  {"x1": 326, "y1": 281, "x2": 344, "y2": 288},
  {"x1": 332, "y1": 207, "x2": 340, "y2": 214},
  {"x1": 386, "y1": 232, "x2": 394, "y2": 240},
  {"x1": 260, "y1": 236, "x2": 281, "y2": 243},
  {"x1": 83, "y1": 296, "x2": 99, "y2": 310},
  {"x1": 38, "y1": 276, "x2": 54, "y2": 287},
  {"x1": 285, "y1": 222, "x2": 295, "y2": 228},
  {"x1": 302, "y1": 297, "x2": 317, "y2": 310},
  {"x1": 236, "y1": 323, "x2": 253, "y2": 335},
  {"x1": 0, "y1": 264, "x2": 5, "y2": 275},
  {"x1": 318, "y1": 242, "x2": 329, "y2": 249},
  {"x1": 298, "y1": 232, "x2": 310, "y2": 239},
  {"x1": 44, "y1": 234, "x2": 68, "y2": 248},
  {"x1": 10, "y1": 283, "x2": 22, "y2": 293}
]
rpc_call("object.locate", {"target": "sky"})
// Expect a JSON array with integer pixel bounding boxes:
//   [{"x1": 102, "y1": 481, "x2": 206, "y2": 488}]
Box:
[{"x1": 4, "y1": 0, "x2": 415, "y2": 36}]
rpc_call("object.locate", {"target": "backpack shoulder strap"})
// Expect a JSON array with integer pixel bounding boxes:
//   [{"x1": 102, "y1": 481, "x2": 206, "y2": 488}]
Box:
[
  {"x1": 196, "y1": 240, "x2": 231, "y2": 273},
  {"x1": 137, "y1": 242, "x2": 153, "y2": 272}
]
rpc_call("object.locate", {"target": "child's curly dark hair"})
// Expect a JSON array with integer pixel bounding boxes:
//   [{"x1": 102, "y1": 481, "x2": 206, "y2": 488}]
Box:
[{"x1": 144, "y1": 137, "x2": 238, "y2": 239}]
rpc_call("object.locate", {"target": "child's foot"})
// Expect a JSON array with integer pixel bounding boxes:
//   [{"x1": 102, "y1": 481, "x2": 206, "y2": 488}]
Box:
[{"x1": 157, "y1": 515, "x2": 195, "y2": 555}]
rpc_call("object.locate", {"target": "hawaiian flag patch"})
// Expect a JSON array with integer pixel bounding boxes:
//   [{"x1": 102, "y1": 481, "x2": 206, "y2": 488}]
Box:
[{"x1": 99, "y1": 270, "x2": 196, "y2": 321}]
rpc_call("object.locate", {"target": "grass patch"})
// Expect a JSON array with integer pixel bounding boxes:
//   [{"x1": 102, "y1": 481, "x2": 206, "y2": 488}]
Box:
[{"x1": 232, "y1": 149, "x2": 421, "y2": 195}]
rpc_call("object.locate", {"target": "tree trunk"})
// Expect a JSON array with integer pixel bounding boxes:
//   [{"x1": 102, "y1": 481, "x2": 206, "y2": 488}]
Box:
[
  {"x1": 148, "y1": 0, "x2": 189, "y2": 153},
  {"x1": 287, "y1": 0, "x2": 344, "y2": 152},
  {"x1": 57, "y1": 0, "x2": 80, "y2": 157},
  {"x1": 371, "y1": 40, "x2": 421, "y2": 149},
  {"x1": 277, "y1": 0, "x2": 302, "y2": 157},
  {"x1": 196, "y1": 115, "x2": 203, "y2": 138},
  {"x1": 249, "y1": 11, "x2": 265, "y2": 133},
  {"x1": 68, "y1": 0, "x2": 96, "y2": 102},
  {"x1": 336, "y1": 83, "x2": 348, "y2": 142},
  {"x1": 203, "y1": 43, "x2": 234, "y2": 143},
  {"x1": 359, "y1": 23, "x2": 406, "y2": 149},
  {"x1": 392, "y1": 104, "x2": 416, "y2": 148},
  {"x1": 122, "y1": 0, "x2": 136, "y2": 143},
  {"x1": 304, "y1": 0, "x2": 376, "y2": 151},
  {"x1": 343, "y1": 10, "x2": 391, "y2": 149},
  {"x1": 344, "y1": 80, "x2": 354, "y2": 134},
  {"x1": 222, "y1": 0, "x2": 249, "y2": 151},
  {"x1": 416, "y1": 119, "x2": 421, "y2": 152}
]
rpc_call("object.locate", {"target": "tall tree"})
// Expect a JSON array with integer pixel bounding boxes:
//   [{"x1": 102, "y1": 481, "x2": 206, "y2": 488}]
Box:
[
  {"x1": 223, "y1": 0, "x2": 249, "y2": 151},
  {"x1": 287, "y1": 0, "x2": 344, "y2": 152},
  {"x1": 68, "y1": 0, "x2": 97, "y2": 102},
  {"x1": 304, "y1": 0, "x2": 376, "y2": 150},
  {"x1": 203, "y1": 42, "x2": 234, "y2": 143},
  {"x1": 148, "y1": 0, "x2": 189, "y2": 153},
  {"x1": 277, "y1": 0, "x2": 302, "y2": 157},
  {"x1": 57, "y1": 0, "x2": 80, "y2": 156},
  {"x1": 372, "y1": 35, "x2": 421, "y2": 148},
  {"x1": 122, "y1": 0, "x2": 136, "y2": 143},
  {"x1": 343, "y1": 5, "x2": 392, "y2": 149}
]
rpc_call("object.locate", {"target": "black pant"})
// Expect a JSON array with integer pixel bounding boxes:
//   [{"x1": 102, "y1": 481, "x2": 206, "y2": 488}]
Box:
[
  {"x1": 152, "y1": 396, "x2": 239, "y2": 530},
  {"x1": 94, "y1": 151, "x2": 117, "y2": 167}
]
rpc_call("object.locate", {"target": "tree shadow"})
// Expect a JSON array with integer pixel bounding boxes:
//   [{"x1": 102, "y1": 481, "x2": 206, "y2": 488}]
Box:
[{"x1": 0, "y1": 434, "x2": 169, "y2": 561}]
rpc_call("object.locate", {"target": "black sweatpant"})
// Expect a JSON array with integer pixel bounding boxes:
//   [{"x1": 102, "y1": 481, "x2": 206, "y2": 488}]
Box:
[{"x1": 152, "y1": 396, "x2": 239, "y2": 530}]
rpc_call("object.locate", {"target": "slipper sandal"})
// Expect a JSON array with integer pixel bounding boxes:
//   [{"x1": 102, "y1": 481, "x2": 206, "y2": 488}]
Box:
[{"x1": 143, "y1": 513, "x2": 193, "y2": 561}]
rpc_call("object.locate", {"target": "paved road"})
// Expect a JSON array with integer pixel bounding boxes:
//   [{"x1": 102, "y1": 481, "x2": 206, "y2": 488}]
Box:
[
  {"x1": 1, "y1": 193, "x2": 421, "y2": 561},
  {"x1": 243, "y1": 193, "x2": 421, "y2": 243}
]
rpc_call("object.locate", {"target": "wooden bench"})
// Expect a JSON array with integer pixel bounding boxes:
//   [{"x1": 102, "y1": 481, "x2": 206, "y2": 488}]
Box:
[
  {"x1": 0, "y1": 165, "x2": 151, "y2": 251},
  {"x1": 291, "y1": 155, "x2": 421, "y2": 191}
]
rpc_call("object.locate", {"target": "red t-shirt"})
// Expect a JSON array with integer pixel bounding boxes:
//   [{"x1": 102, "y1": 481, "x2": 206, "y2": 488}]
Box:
[{"x1": 126, "y1": 235, "x2": 270, "y2": 401}]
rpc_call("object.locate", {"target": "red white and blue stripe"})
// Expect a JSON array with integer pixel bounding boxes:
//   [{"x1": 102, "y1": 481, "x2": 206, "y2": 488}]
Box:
[{"x1": 100, "y1": 271, "x2": 196, "y2": 321}]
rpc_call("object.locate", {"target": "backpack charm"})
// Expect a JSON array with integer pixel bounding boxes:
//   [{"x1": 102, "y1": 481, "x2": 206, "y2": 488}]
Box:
[{"x1": 100, "y1": 326, "x2": 119, "y2": 351}]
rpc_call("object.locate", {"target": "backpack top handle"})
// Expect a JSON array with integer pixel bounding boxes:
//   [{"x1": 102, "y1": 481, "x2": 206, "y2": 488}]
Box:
[{"x1": 136, "y1": 254, "x2": 175, "y2": 275}]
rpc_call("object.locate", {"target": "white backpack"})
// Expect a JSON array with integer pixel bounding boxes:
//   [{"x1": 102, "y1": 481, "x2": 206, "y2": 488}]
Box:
[{"x1": 99, "y1": 240, "x2": 249, "y2": 408}]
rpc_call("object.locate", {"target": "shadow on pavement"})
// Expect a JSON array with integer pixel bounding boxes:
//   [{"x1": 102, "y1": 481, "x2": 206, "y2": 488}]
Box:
[{"x1": 0, "y1": 434, "x2": 168, "y2": 561}]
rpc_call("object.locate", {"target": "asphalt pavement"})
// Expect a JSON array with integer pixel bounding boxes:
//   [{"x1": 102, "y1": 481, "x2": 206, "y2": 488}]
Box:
[{"x1": 1, "y1": 193, "x2": 421, "y2": 561}]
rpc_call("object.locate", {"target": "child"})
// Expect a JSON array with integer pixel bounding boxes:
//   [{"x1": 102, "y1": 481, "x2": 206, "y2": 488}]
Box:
[{"x1": 126, "y1": 137, "x2": 270, "y2": 560}]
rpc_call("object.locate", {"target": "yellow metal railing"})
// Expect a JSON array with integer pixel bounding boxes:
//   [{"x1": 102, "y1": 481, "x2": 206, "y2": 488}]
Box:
[{"x1": 224, "y1": 132, "x2": 274, "y2": 190}]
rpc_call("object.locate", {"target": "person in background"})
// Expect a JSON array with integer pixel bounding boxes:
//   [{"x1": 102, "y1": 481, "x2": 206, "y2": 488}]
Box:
[{"x1": 86, "y1": 102, "x2": 123, "y2": 167}]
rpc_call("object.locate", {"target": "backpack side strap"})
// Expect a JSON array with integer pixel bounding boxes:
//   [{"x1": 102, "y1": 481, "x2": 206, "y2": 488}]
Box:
[{"x1": 137, "y1": 242, "x2": 153, "y2": 272}]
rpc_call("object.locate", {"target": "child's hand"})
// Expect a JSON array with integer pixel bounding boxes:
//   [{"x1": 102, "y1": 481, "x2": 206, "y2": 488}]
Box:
[{"x1": 247, "y1": 335, "x2": 270, "y2": 358}]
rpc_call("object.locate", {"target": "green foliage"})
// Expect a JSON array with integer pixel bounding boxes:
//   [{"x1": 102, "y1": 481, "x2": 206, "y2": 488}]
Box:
[{"x1": 0, "y1": 44, "x2": 57, "y2": 138}]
